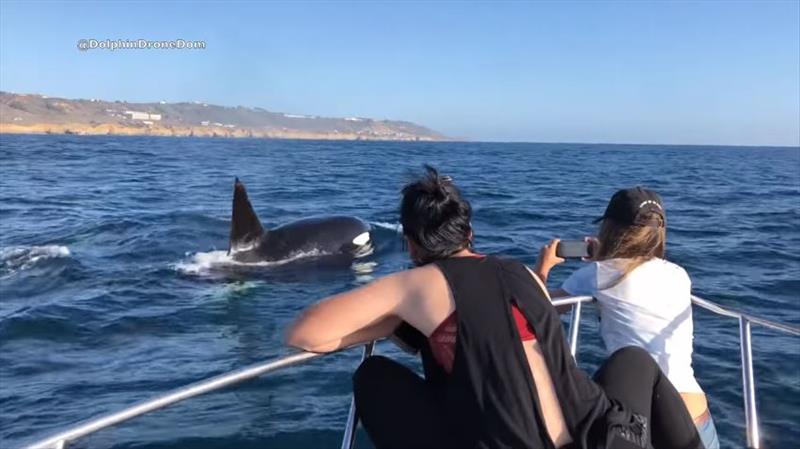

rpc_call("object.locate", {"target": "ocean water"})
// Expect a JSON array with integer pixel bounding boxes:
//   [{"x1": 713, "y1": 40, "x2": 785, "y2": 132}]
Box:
[{"x1": 1, "y1": 134, "x2": 798, "y2": 449}]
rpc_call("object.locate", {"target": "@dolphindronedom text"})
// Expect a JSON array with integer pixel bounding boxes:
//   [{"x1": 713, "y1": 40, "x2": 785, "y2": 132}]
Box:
[{"x1": 77, "y1": 39, "x2": 207, "y2": 51}]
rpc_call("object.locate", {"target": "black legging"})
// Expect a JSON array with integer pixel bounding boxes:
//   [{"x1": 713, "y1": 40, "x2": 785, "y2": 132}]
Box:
[
  {"x1": 593, "y1": 347, "x2": 702, "y2": 449},
  {"x1": 353, "y1": 346, "x2": 702, "y2": 449}
]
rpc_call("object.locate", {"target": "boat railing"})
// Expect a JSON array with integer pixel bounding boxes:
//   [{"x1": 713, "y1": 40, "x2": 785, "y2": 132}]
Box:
[{"x1": 21, "y1": 295, "x2": 800, "y2": 449}]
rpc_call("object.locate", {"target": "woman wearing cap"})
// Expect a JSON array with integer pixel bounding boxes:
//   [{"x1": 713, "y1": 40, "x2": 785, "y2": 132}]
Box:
[
  {"x1": 287, "y1": 170, "x2": 703, "y2": 449},
  {"x1": 536, "y1": 187, "x2": 719, "y2": 449}
]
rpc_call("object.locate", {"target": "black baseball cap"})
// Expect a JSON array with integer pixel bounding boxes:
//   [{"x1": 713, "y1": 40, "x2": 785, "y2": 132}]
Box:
[{"x1": 593, "y1": 187, "x2": 665, "y2": 227}]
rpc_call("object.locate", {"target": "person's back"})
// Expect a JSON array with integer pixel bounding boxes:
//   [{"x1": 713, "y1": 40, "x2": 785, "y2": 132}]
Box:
[
  {"x1": 431, "y1": 255, "x2": 603, "y2": 448},
  {"x1": 568, "y1": 258, "x2": 702, "y2": 395},
  {"x1": 345, "y1": 253, "x2": 605, "y2": 448}
]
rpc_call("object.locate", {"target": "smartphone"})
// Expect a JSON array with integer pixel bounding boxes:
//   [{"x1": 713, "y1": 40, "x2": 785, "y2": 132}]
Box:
[{"x1": 556, "y1": 240, "x2": 591, "y2": 259}]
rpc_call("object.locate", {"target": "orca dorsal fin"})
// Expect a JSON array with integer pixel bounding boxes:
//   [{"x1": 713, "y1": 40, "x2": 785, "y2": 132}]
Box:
[{"x1": 229, "y1": 177, "x2": 265, "y2": 254}]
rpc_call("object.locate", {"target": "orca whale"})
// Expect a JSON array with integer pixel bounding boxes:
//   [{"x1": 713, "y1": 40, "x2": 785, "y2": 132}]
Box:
[{"x1": 227, "y1": 178, "x2": 372, "y2": 263}]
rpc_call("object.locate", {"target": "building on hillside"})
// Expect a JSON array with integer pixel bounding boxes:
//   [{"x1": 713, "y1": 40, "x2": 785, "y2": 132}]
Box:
[{"x1": 124, "y1": 111, "x2": 162, "y2": 121}]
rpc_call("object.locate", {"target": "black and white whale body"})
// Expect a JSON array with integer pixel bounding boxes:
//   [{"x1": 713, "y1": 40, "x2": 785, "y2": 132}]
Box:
[{"x1": 228, "y1": 178, "x2": 372, "y2": 263}]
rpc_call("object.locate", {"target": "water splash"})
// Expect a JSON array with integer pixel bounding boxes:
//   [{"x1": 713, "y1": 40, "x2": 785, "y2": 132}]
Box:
[
  {"x1": 0, "y1": 245, "x2": 71, "y2": 276},
  {"x1": 370, "y1": 221, "x2": 403, "y2": 234},
  {"x1": 172, "y1": 249, "x2": 328, "y2": 276}
]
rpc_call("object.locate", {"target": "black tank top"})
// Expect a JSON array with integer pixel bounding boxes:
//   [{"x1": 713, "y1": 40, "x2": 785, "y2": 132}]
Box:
[{"x1": 432, "y1": 256, "x2": 611, "y2": 449}]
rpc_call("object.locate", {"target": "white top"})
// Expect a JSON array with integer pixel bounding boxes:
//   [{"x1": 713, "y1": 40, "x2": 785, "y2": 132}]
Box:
[{"x1": 561, "y1": 258, "x2": 703, "y2": 393}]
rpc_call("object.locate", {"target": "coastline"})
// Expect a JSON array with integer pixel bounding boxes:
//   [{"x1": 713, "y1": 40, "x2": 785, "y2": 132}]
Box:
[{"x1": 0, "y1": 122, "x2": 446, "y2": 142}]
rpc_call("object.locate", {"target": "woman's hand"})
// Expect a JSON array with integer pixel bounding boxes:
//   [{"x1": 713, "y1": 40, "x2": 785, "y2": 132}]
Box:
[
  {"x1": 534, "y1": 239, "x2": 565, "y2": 284},
  {"x1": 585, "y1": 236, "x2": 600, "y2": 261}
]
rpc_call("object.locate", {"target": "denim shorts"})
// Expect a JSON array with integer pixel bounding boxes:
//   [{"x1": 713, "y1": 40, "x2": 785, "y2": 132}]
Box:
[{"x1": 695, "y1": 412, "x2": 720, "y2": 449}]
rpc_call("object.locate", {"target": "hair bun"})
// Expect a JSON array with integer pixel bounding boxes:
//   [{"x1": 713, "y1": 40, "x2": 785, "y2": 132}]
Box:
[
  {"x1": 401, "y1": 165, "x2": 473, "y2": 265},
  {"x1": 424, "y1": 165, "x2": 451, "y2": 202}
]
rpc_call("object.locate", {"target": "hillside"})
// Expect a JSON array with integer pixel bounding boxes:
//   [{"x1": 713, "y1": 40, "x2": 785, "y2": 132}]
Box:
[{"x1": 0, "y1": 92, "x2": 447, "y2": 141}]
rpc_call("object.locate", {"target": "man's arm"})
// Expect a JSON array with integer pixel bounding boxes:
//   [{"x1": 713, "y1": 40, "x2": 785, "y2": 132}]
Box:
[{"x1": 285, "y1": 270, "x2": 414, "y2": 353}]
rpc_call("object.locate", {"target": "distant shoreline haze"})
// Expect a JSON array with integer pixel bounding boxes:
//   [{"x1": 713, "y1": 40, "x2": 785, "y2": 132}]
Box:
[{"x1": 0, "y1": 92, "x2": 448, "y2": 142}]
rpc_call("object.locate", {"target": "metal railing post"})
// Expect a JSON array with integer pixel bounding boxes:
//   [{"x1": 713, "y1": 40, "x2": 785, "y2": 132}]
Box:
[
  {"x1": 739, "y1": 317, "x2": 760, "y2": 448},
  {"x1": 340, "y1": 341, "x2": 375, "y2": 449},
  {"x1": 567, "y1": 301, "x2": 582, "y2": 360}
]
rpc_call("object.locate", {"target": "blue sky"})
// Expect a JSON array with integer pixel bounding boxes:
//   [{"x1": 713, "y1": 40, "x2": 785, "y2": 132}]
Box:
[{"x1": 1, "y1": 1, "x2": 798, "y2": 146}]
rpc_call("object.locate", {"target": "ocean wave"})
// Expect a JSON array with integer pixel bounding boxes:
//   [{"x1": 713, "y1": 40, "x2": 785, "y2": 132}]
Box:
[
  {"x1": 351, "y1": 261, "x2": 379, "y2": 284},
  {"x1": 370, "y1": 221, "x2": 403, "y2": 233},
  {"x1": 172, "y1": 249, "x2": 328, "y2": 275},
  {"x1": 0, "y1": 245, "x2": 71, "y2": 276}
]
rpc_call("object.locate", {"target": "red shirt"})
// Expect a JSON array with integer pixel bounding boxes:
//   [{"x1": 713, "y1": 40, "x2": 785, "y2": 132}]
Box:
[{"x1": 429, "y1": 304, "x2": 537, "y2": 374}]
